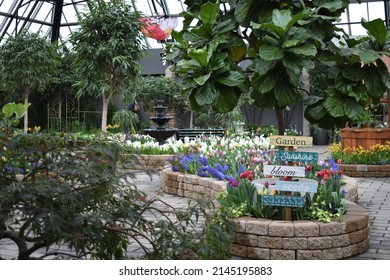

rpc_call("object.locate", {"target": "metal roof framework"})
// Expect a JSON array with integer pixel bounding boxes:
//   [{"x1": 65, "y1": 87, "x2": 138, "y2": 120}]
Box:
[
  {"x1": 0, "y1": 0, "x2": 388, "y2": 46},
  {"x1": 0, "y1": 0, "x2": 185, "y2": 45}
]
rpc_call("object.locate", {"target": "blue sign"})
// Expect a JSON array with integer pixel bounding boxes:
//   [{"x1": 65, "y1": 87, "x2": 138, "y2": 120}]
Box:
[
  {"x1": 275, "y1": 180, "x2": 318, "y2": 193},
  {"x1": 262, "y1": 195, "x2": 305, "y2": 207},
  {"x1": 276, "y1": 151, "x2": 318, "y2": 163}
]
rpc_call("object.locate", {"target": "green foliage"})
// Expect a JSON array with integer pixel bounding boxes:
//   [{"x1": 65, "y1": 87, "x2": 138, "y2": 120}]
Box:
[
  {"x1": 0, "y1": 103, "x2": 30, "y2": 138},
  {"x1": 0, "y1": 31, "x2": 60, "y2": 131},
  {"x1": 70, "y1": 0, "x2": 145, "y2": 131},
  {"x1": 304, "y1": 18, "x2": 390, "y2": 129},
  {"x1": 112, "y1": 108, "x2": 140, "y2": 134},
  {"x1": 0, "y1": 31, "x2": 60, "y2": 95},
  {"x1": 168, "y1": 0, "x2": 351, "y2": 129},
  {"x1": 0, "y1": 133, "x2": 233, "y2": 259},
  {"x1": 131, "y1": 76, "x2": 185, "y2": 111}
]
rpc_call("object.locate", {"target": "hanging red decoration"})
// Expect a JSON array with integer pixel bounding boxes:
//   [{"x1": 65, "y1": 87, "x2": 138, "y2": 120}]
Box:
[{"x1": 140, "y1": 17, "x2": 178, "y2": 41}]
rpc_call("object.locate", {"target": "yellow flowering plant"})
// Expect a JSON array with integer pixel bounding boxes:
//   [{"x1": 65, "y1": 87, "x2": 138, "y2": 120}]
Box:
[{"x1": 329, "y1": 142, "x2": 390, "y2": 165}]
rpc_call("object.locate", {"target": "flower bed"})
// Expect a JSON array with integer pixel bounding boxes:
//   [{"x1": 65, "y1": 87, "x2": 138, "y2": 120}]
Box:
[
  {"x1": 329, "y1": 142, "x2": 390, "y2": 177},
  {"x1": 161, "y1": 169, "x2": 367, "y2": 259}
]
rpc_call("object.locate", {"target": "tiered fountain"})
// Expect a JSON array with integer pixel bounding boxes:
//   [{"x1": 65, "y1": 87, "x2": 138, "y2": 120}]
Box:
[{"x1": 143, "y1": 100, "x2": 178, "y2": 145}]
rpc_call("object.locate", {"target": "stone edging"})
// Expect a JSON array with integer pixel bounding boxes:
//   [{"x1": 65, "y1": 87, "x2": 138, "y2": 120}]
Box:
[
  {"x1": 161, "y1": 168, "x2": 368, "y2": 259},
  {"x1": 161, "y1": 168, "x2": 358, "y2": 203},
  {"x1": 231, "y1": 201, "x2": 368, "y2": 259},
  {"x1": 339, "y1": 164, "x2": 390, "y2": 177},
  {"x1": 121, "y1": 154, "x2": 172, "y2": 170}
]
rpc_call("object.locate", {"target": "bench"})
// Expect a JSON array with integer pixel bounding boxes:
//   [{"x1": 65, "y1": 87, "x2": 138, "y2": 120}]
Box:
[{"x1": 176, "y1": 128, "x2": 225, "y2": 140}]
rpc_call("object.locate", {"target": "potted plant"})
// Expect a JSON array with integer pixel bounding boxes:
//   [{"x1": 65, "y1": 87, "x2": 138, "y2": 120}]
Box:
[
  {"x1": 112, "y1": 108, "x2": 140, "y2": 135},
  {"x1": 304, "y1": 19, "x2": 390, "y2": 149}
]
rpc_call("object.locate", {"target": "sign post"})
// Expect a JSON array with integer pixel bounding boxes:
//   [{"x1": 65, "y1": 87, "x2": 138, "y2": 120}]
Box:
[{"x1": 262, "y1": 135, "x2": 318, "y2": 220}]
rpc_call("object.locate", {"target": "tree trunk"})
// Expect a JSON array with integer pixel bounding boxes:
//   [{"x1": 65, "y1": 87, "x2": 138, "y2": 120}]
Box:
[
  {"x1": 387, "y1": 89, "x2": 390, "y2": 128},
  {"x1": 276, "y1": 108, "x2": 285, "y2": 136},
  {"x1": 101, "y1": 93, "x2": 108, "y2": 132},
  {"x1": 23, "y1": 88, "x2": 30, "y2": 133}
]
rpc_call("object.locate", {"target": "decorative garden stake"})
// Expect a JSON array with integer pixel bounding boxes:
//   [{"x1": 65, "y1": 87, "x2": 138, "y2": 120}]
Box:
[{"x1": 261, "y1": 135, "x2": 318, "y2": 220}]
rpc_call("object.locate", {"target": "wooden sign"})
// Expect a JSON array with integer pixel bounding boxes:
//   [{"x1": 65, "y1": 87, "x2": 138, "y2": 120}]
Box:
[
  {"x1": 275, "y1": 179, "x2": 318, "y2": 193},
  {"x1": 270, "y1": 135, "x2": 313, "y2": 147},
  {"x1": 262, "y1": 195, "x2": 305, "y2": 207},
  {"x1": 276, "y1": 151, "x2": 318, "y2": 163},
  {"x1": 263, "y1": 165, "x2": 305, "y2": 178}
]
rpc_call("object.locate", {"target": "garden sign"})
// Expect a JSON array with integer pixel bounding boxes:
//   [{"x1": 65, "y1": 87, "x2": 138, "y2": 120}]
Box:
[{"x1": 262, "y1": 136, "x2": 318, "y2": 219}]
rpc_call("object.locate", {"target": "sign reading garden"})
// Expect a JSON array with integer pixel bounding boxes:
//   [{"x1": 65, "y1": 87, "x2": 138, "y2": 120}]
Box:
[
  {"x1": 261, "y1": 136, "x2": 318, "y2": 212},
  {"x1": 270, "y1": 135, "x2": 313, "y2": 147}
]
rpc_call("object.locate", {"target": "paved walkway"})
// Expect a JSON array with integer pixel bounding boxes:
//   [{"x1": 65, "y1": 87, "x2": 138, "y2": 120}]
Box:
[{"x1": 0, "y1": 145, "x2": 389, "y2": 260}]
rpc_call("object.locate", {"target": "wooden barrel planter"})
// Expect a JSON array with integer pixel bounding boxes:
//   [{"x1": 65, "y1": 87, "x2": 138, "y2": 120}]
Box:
[{"x1": 340, "y1": 128, "x2": 390, "y2": 150}]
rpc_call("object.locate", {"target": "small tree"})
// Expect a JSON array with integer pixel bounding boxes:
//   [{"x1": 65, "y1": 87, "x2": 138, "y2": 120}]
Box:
[
  {"x1": 70, "y1": 0, "x2": 145, "y2": 132},
  {"x1": 0, "y1": 31, "x2": 60, "y2": 132}
]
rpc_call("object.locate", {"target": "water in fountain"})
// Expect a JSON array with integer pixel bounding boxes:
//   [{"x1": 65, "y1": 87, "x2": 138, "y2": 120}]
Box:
[{"x1": 143, "y1": 100, "x2": 178, "y2": 145}]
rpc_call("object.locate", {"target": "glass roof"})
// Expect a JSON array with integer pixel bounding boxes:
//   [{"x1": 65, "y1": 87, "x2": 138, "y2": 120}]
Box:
[
  {"x1": 0, "y1": 0, "x2": 388, "y2": 48},
  {"x1": 0, "y1": 0, "x2": 186, "y2": 46}
]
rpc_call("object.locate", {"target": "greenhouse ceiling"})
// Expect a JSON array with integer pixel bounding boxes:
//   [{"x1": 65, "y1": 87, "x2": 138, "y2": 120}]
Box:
[
  {"x1": 0, "y1": 0, "x2": 186, "y2": 45},
  {"x1": 0, "y1": 0, "x2": 388, "y2": 47}
]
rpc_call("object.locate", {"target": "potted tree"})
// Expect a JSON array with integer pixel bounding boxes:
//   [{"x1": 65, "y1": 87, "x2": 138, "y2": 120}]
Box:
[{"x1": 304, "y1": 19, "x2": 390, "y2": 149}]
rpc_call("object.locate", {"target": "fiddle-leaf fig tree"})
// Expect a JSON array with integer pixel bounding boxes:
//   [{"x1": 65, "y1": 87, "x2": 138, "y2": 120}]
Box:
[
  {"x1": 168, "y1": 0, "x2": 353, "y2": 134},
  {"x1": 304, "y1": 18, "x2": 390, "y2": 128}
]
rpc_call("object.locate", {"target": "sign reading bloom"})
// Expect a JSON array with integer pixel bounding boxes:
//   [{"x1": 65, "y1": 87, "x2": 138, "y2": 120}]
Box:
[{"x1": 140, "y1": 17, "x2": 178, "y2": 41}]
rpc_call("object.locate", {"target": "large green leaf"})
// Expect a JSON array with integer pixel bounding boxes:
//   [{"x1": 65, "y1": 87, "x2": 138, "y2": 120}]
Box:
[
  {"x1": 251, "y1": 89, "x2": 276, "y2": 109},
  {"x1": 176, "y1": 59, "x2": 203, "y2": 73},
  {"x1": 272, "y1": 9, "x2": 292, "y2": 32},
  {"x1": 188, "y1": 48, "x2": 209, "y2": 68},
  {"x1": 191, "y1": 23, "x2": 212, "y2": 39},
  {"x1": 212, "y1": 19, "x2": 237, "y2": 36},
  {"x1": 194, "y1": 73, "x2": 211, "y2": 85},
  {"x1": 343, "y1": 98, "x2": 365, "y2": 121},
  {"x1": 363, "y1": 65, "x2": 388, "y2": 98},
  {"x1": 212, "y1": 86, "x2": 239, "y2": 113},
  {"x1": 258, "y1": 75, "x2": 278, "y2": 94},
  {"x1": 249, "y1": 58, "x2": 277, "y2": 75},
  {"x1": 361, "y1": 18, "x2": 387, "y2": 47},
  {"x1": 2, "y1": 103, "x2": 30, "y2": 118},
  {"x1": 324, "y1": 96, "x2": 345, "y2": 117},
  {"x1": 200, "y1": 2, "x2": 220, "y2": 24},
  {"x1": 342, "y1": 65, "x2": 364, "y2": 82},
  {"x1": 304, "y1": 95, "x2": 323, "y2": 107},
  {"x1": 304, "y1": 101, "x2": 327, "y2": 120},
  {"x1": 283, "y1": 28, "x2": 312, "y2": 48},
  {"x1": 234, "y1": 0, "x2": 252, "y2": 23},
  {"x1": 286, "y1": 44, "x2": 317, "y2": 57},
  {"x1": 282, "y1": 55, "x2": 304, "y2": 79},
  {"x1": 259, "y1": 44, "x2": 284, "y2": 61},
  {"x1": 216, "y1": 71, "x2": 246, "y2": 87},
  {"x1": 194, "y1": 83, "x2": 217, "y2": 105},
  {"x1": 359, "y1": 50, "x2": 382, "y2": 64},
  {"x1": 316, "y1": 0, "x2": 344, "y2": 12},
  {"x1": 274, "y1": 81, "x2": 300, "y2": 106}
]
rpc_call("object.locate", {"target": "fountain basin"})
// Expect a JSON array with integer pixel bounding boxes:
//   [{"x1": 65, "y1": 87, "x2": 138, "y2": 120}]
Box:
[{"x1": 143, "y1": 127, "x2": 178, "y2": 145}]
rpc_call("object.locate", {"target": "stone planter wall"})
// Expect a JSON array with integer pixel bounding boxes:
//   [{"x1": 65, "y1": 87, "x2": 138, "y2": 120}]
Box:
[
  {"x1": 339, "y1": 164, "x2": 390, "y2": 177},
  {"x1": 161, "y1": 168, "x2": 358, "y2": 203},
  {"x1": 161, "y1": 169, "x2": 368, "y2": 259},
  {"x1": 121, "y1": 154, "x2": 172, "y2": 171},
  {"x1": 231, "y1": 202, "x2": 369, "y2": 260},
  {"x1": 162, "y1": 168, "x2": 227, "y2": 201}
]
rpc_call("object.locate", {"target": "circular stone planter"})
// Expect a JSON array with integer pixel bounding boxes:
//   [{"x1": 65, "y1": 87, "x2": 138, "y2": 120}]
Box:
[{"x1": 161, "y1": 168, "x2": 368, "y2": 259}]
